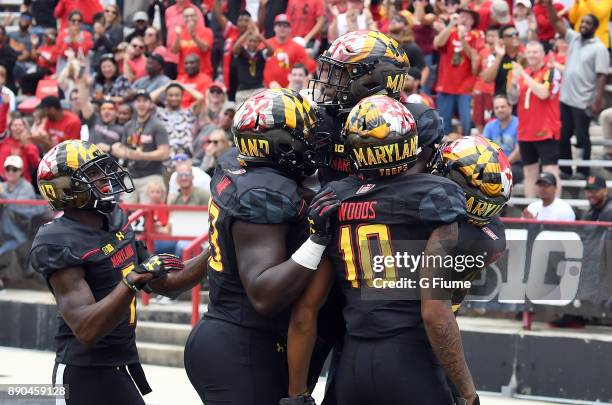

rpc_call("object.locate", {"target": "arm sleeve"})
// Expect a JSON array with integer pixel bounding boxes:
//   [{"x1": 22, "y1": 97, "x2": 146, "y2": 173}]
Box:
[{"x1": 595, "y1": 47, "x2": 610, "y2": 75}]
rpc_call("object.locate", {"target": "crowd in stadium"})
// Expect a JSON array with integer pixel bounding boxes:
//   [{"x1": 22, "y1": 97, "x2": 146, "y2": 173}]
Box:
[{"x1": 0, "y1": 0, "x2": 611, "y2": 292}]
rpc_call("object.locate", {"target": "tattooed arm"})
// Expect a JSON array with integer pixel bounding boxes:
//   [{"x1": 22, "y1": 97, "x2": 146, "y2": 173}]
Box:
[{"x1": 420, "y1": 222, "x2": 478, "y2": 404}]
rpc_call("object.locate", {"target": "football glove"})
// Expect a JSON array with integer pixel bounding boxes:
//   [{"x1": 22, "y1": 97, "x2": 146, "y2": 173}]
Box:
[
  {"x1": 133, "y1": 253, "x2": 184, "y2": 279},
  {"x1": 279, "y1": 393, "x2": 316, "y2": 405},
  {"x1": 307, "y1": 186, "x2": 341, "y2": 245}
]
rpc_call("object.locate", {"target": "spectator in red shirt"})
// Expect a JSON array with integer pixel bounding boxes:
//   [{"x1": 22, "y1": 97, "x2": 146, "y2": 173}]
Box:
[
  {"x1": 33, "y1": 96, "x2": 82, "y2": 152},
  {"x1": 263, "y1": 14, "x2": 315, "y2": 88},
  {"x1": 57, "y1": 11, "x2": 94, "y2": 60},
  {"x1": 54, "y1": 0, "x2": 103, "y2": 30},
  {"x1": 286, "y1": 0, "x2": 326, "y2": 52},
  {"x1": 433, "y1": 9, "x2": 483, "y2": 135},
  {"x1": 165, "y1": 0, "x2": 206, "y2": 70},
  {"x1": 508, "y1": 40, "x2": 562, "y2": 197},
  {"x1": 124, "y1": 36, "x2": 147, "y2": 83},
  {"x1": 213, "y1": 3, "x2": 253, "y2": 90},
  {"x1": 32, "y1": 28, "x2": 58, "y2": 74},
  {"x1": 172, "y1": 7, "x2": 214, "y2": 78},
  {"x1": 177, "y1": 54, "x2": 213, "y2": 109},
  {"x1": 0, "y1": 117, "x2": 40, "y2": 182},
  {"x1": 469, "y1": 0, "x2": 493, "y2": 31},
  {"x1": 533, "y1": 0, "x2": 565, "y2": 52}
]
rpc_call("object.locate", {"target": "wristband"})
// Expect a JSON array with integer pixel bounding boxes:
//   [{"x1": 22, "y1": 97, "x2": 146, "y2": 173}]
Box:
[{"x1": 291, "y1": 236, "x2": 326, "y2": 270}]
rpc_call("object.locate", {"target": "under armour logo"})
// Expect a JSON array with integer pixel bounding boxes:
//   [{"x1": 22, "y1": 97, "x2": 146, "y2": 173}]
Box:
[
  {"x1": 116, "y1": 232, "x2": 125, "y2": 241},
  {"x1": 144, "y1": 256, "x2": 162, "y2": 271},
  {"x1": 307, "y1": 217, "x2": 315, "y2": 234},
  {"x1": 276, "y1": 343, "x2": 285, "y2": 353}
]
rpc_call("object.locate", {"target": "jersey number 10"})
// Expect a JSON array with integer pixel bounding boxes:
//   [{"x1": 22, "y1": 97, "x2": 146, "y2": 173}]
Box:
[{"x1": 339, "y1": 224, "x2": 397, "y2": 288}]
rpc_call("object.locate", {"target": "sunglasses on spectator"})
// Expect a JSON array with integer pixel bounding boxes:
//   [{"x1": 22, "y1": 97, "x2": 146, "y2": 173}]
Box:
[
  {"x1": 177, "y1": 173, "x2": 193, "y2": 178},
  {"x1": 504, "y1": 32, "x2": 519, "y2": 38},
  {"x1": 100, "y1": 105, "x2": 116, "y2": 111},
  {"x1": 70, "y1": 18, "x2": 82, "y2": 23},
  {"x1": 131, "y1": 44, "x2": 145, "y2": 49},
  {"x1": 209, "y1": 88, "x2": 223, "y2": 94},
  {"x1": 205, "y1": 139, "x2": 220, "y2": 145},
  {"x1": 5, "y1": 166, "x2": 21, "y2": 172}
]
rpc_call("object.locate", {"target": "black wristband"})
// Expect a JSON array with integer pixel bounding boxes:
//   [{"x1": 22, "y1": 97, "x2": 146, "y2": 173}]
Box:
[
  {"x1": 124, "y1": 271, "x2": 148, "y2": 291},
  {"x1": 122, "y1": 276, "x2": 140, "y2": 293}
]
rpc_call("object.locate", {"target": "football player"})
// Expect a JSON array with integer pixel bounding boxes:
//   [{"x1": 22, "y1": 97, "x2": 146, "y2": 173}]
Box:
[
  {"x1": 308, "y1": 29, "x2": 444, "y2": 185},
  {"x1": 29, "y1": 140, "x2": 209, "y2": 405},
  {"x1": 281, "y1": 95, "x2": 479, "y2": 405},
  {"x1": 428, "y1": 136, "x2": 513, "y2": 314},
  {"x1": 183, "y1": 89, "x2": 337, "y2": 405}
]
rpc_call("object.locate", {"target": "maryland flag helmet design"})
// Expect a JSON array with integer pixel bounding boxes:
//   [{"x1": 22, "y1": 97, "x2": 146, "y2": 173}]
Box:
[
  {"x1": 429, "y1": 136, "x2": 513, "y2": 226},
  {"x1": 343, "y1": 95, "x2": 419, "y2": 178},
  {"x1": 37, "y1": 140, "x2": 134, "y2": 212},
  {"x1": 309, "y1": 30, "x2": 410, "y2": 109},
  {"x1": 232, "y1": 88, "x2": 323, "y2": 177}
]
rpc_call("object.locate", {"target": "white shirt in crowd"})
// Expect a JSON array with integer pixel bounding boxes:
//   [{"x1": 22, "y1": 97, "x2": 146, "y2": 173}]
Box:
[
  {"x1": 168, "y1": 167, "x2": 212, "y2": 199},
  {"x1": 526, "y1": 198, "x2": 576, "y2": 221}
]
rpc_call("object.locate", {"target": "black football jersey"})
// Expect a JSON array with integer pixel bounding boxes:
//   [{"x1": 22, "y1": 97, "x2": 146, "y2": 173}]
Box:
[
  {"x1": 205, "y1": 164, "x2": 309, "y2": 331},
  {"x1": 324, "y1": 173, "x2": 466, "y2": 338},
  {"x1": 29, "y1": 207, "x2": 140, "y2": 367},
  {"x1": 451, "y1": 217, "x2": 506, "y2": 311},
  {"x1": 317, "y1": 107, "x2": 351, "y2": 185}
]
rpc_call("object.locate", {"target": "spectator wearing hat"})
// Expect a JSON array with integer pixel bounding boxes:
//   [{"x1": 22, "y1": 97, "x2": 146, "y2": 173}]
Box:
[
  {"x1": 472, "y1": 26, "x2": 499, "y2": 133},
  {"x1": 131, "y1": 54, "x2": 171, "y2": 94},
  {"x1": 489, "y1": 0, "x2": 512, "y2": 28},
  {"x1": 172, "y1": 7, "x2": 214, "y2": 79},
  {"x1": 513, "y1": 0, "x2": 534, "y2": 45},
  {"x1": 482, "y1": 94, "x2": 522, "y2": 182},
  {"x1": 482, "y1": 24, "x2": 525, "y2": 96},
  {"x1": 32, "y1": 95, "x2": 82, "y2": 152},
  {"x1": 568, "y1": 0, "x2": 611, "y2": 49},
  {"x1": 124, "y1": 36, "x2": 148, "y2": 83},
  {"x1": 402, "y1": 67, "x2": 435, "y2": 108},
  {"x1": 545, "y1": 0, "x2": 610, "y2": 179},
  {"x1": 9, "y1": 12, "x2": 36, "y2": 85},
  {"x1": 177, "y1": 54, "x2": 213, "y2": 109},
  {"x1": 584, "y1": 175, "x2": 612, "y2": 221},
  {"x1": 111, "y1": 90, "x2": 170, "y2": 204},
  {"x1": 264, "y1": 14, "x2": 315, "y2": 89},
  {"x1": 126, "y1": 11, "x2": 150, "y2": 44},
  {"x1": 92, "y1": 53, "x2": 131, "y2": 102},
  {"x1": 328, "y1": 0, "x2": 377, "y2": 42},
  {"x1": 508, "y1": 40, "x2": 562, "y2": 198},
  {"x1": 523, "y1": 172, "x2": 575, "y2": 220},
  {"x1": 74, "y1": 73, "x2": 123, "y2": 154},
  {"x1": 433, "y1": 8, "x2": 483, "y2": 135},
  {"x1": 54, "y1": 0, "x2": 103, "y2": 31},
  {"x1": 0, "y1": 155, "x2": 48, "y2": 289},
  {"x1": 0, "y1": 117, "x2": 40, "y2": 183},
  {"x1": 213, "y1": 3, "x2": 253, "y2": 90},
  {"x1": 233, "y1": 23, "x2": 275, "y2": 103}
]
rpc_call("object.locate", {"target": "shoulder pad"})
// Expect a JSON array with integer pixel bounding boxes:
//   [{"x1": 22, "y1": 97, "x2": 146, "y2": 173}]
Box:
[
  {"x1": 413, "y1": 174, "x2": 466, "y2": 225},
  {"x1": 214, "y1": 167, "x2": 306, "y2": 224},
  {"x1": 403, "y1": 103, "x2": 444, "y2": 148},
  {"x1": 29, "y1": 244, "x2": 82, "y2": 279}
]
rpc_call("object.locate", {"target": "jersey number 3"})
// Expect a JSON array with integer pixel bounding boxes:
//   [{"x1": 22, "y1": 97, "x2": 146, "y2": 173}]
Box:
[
  {"x1": 339, "y1": 224, "x2": 397, "y2": 288},
  {"x1": 208, "y1": 199, "x2": 223, "y2": 272}
]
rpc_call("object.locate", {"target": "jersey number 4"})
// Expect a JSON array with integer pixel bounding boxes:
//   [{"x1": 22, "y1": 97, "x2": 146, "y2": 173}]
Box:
[{"x1": 339, "y1": 224, "x2": 397, "y2": 288}]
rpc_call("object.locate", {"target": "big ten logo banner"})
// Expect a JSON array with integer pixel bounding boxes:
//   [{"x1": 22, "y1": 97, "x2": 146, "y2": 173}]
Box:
[{"x1": 466, "y1": 223, "x2": 612, "y2": 309}]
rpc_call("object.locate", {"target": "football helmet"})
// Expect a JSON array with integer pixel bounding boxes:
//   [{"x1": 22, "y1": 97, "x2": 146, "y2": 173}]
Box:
[
  {"x1": 232, "y1": 88, "x2": 323, "y2": 177},
  {"x1": 429, "y1": 136, "x2": 513, "y2": 226},
  {"x1": 343, "y1": 95, "x2": 419, "y2": 178},
  {"x1": 37, "y1": 140, "x2": 134, "y2": 213},
  {"x1": 309, "y1": 30, "x2": 410, "y2": 110}
]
